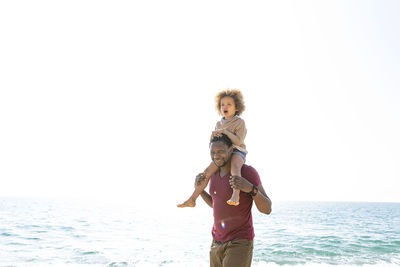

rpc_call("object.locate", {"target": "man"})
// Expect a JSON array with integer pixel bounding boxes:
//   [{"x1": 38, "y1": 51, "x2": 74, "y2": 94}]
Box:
[{"x1": 196, "y1": 134, "x2": 272, "y2": 267}]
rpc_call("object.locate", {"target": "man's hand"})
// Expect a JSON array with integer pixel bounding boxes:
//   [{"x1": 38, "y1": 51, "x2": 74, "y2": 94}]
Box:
[
  {"x1": 229, "y1": 175, "x2": 253, "y2": 193},
  {"x1": 194, "y1": 173, "x2": 207, "y2": 187}
]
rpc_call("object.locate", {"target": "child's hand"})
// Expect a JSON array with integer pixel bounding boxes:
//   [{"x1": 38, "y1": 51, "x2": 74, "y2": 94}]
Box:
[{"x1": 212, "y1": 129, "x2": 225, "y2": 137}]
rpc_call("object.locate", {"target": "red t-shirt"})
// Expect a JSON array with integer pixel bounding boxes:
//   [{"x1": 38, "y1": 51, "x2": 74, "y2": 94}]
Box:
[{"x1": 209, "y1": 164, "x2": 261, "y2": 242}]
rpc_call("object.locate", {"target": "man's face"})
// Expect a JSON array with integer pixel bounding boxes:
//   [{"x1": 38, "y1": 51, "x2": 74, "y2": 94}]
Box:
[{"x1": 210, "y1": 141, "x2": 232, "y2": 168}]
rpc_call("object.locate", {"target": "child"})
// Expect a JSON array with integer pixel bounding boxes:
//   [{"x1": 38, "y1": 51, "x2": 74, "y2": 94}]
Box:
[{"x1": 177, "y1": 89, "x2": 247, "y2": 207}]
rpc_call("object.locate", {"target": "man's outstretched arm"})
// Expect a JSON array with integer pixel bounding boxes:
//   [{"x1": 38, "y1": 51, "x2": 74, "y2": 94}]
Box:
[
  {"x1": 200, "y1": 190, "x2": 213, "y2": 208},
  {"x1": 229, "y1": 176, "x2": 272, "y2": 214},
  {"x1": 253, "y1": 184, "x2": 272, "y2": 214},
  {"x1": 195, "y1": 173, "x2": 213, "y2": 208}
]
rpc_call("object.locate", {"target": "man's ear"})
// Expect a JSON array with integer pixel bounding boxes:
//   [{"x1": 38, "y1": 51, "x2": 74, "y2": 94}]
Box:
[{"x1": 229, "y1": 146, "x2": 233, "y2": 154}]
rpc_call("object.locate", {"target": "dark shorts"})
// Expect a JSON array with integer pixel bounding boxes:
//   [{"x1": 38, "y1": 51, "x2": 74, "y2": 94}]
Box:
[{"x1": 210, "y1": 238, "x2": 253, "y2": 267}]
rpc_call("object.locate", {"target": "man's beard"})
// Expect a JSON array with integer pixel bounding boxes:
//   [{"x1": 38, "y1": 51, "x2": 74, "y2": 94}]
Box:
[{"x1": 214, "y1": 159, "x2": 228, "y2": 168}]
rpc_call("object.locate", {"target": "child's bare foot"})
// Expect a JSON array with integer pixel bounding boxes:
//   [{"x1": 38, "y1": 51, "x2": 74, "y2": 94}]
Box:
[
  {"x1": 227, "y1": 190, "x2": 240, "y2": 206},
  {"x1": 177, "y1": 199, "x2": 196, "y2": 208},
  {"x1": 227, "y1": 199, "x2": 239, "y2": 206}
]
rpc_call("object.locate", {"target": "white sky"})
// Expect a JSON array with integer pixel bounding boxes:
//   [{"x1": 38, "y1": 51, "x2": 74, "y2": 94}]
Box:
[{"x1": 1, "y1": 1, "x2": 399, "y2": 205}]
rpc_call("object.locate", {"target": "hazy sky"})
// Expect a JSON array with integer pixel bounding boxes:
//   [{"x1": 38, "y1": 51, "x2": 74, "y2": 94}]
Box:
[{"x1": 1, "y1": 1, "x2": 399, "y2": 205}]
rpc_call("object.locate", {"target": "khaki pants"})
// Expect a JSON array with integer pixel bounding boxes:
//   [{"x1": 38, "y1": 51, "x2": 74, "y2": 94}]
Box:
[{"x1": 210, "y1": 238, "x2": 253, "y2": 267}]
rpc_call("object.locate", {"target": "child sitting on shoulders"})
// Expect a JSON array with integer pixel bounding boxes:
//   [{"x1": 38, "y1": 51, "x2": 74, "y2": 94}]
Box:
[{"x1": 177, "y1": 89, "x2": 247, "y2": 207}]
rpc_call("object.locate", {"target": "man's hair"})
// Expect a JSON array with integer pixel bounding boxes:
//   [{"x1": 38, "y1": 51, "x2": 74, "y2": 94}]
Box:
[{"x1": 210, "y1": 134, "x2": 233, "y2": 148}]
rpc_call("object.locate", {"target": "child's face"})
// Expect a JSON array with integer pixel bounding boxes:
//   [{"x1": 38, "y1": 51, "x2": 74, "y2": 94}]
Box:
[{"x1": 220, "y1": 96, "x2": 237, "y2": 120}]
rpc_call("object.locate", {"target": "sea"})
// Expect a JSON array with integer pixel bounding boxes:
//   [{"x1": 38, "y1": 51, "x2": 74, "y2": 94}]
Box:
[{"x1": 1, "y1": 198, "x2": 400, "y2": 267}]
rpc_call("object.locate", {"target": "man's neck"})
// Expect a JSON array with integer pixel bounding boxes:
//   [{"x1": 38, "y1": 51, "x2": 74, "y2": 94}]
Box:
[{"x1": 219, "y1": 163, "x2": 231, "y2": 177}]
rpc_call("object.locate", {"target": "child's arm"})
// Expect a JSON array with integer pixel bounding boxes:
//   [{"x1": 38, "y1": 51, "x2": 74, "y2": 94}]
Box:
[
  {"x1": 222, "y1": 129, "x2": 243, "y2": 146},
  {"x1": 222, "y1": 119, "x2": 246, "y2": 146}
]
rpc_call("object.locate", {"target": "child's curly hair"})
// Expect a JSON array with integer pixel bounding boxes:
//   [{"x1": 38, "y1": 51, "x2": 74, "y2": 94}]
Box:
[{"x1": 215, "y1": 89, "x2": 245, "y2": 116}]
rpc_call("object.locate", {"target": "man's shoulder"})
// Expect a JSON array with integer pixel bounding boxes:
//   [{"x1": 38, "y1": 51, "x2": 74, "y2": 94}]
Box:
[
  {"x1": 241, "y1": 164, "x2": 261, "y2": 185},
  {"x1": 242, "y1": 164, "x2": 258, "y2": 175}
]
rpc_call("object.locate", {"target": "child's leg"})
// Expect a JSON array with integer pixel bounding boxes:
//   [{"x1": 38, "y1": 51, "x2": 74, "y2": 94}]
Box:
[
  {"x1": 227, "y1": 153, "x2": 245, "y2": 206},
  {"x1": 177, "y1": 162, "x2": 218, "y2": 208}
]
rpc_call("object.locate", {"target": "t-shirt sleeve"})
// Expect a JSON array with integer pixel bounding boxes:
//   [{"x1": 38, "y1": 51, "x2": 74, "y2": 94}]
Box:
[{"x1": 242, "y1": 165, "x2": 261, "y2": 187}]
